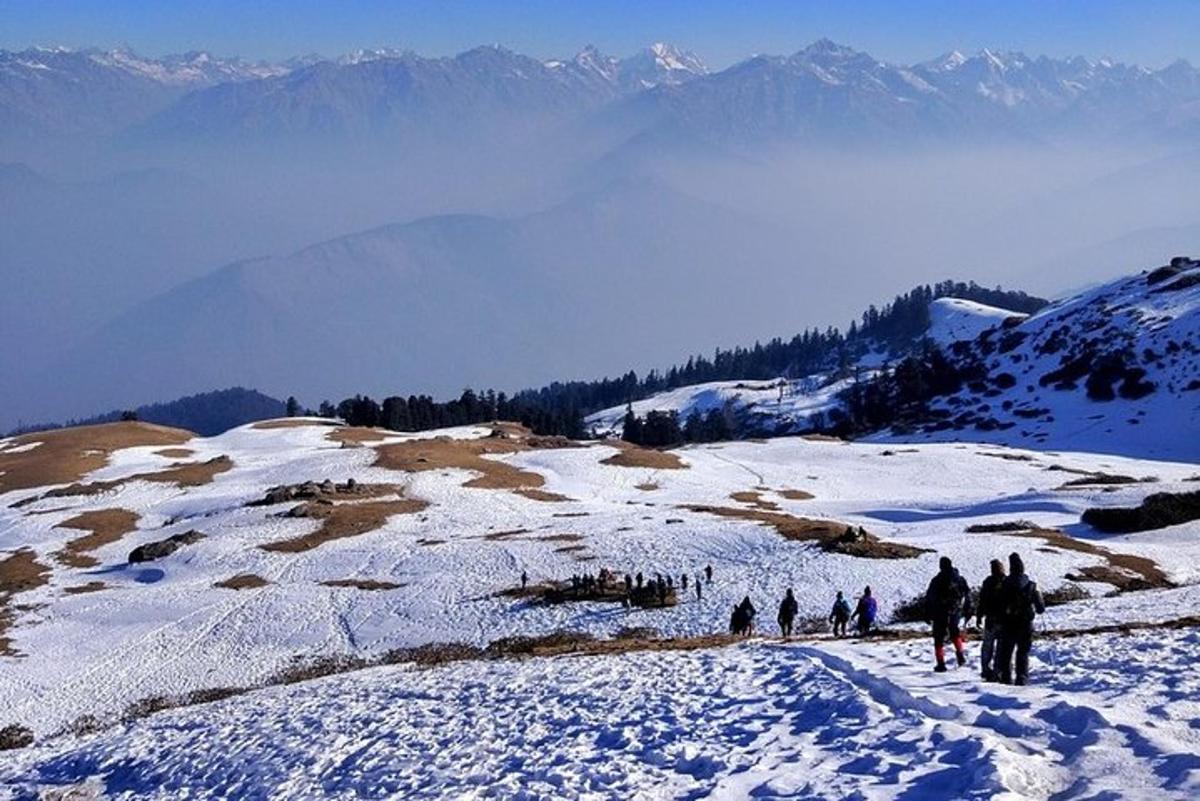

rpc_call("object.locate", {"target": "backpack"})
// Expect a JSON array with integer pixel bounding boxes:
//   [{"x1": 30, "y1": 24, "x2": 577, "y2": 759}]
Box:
[
  {"x1": 931, "y1": 570, "x2": 965, "y2": 615},
  {"x1": 1003, "y1": 575, "x2": 1037, "y2": 621}
]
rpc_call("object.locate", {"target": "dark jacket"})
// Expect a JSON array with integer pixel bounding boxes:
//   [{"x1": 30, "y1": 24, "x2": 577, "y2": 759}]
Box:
[
  {"x1": 998, "y1": 572, "x2": 1045, "y2": 625},
  {"x1": 925, "y1": 567, "x2": 972, "y2": 621},
  {"x1": 977, "y1": 574, "x2": 1005, "y2": 624},
  {"x1": 778, "y1": 594, "x2": 799, "y2": 623}
]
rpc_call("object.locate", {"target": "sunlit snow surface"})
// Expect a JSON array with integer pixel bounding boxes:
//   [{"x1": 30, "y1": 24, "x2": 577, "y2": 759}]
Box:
[{"x1": 0, "y1": 416, "x2": 1198, "y2": 797}]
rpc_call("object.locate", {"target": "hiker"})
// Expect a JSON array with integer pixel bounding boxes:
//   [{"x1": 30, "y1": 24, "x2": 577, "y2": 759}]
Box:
[
  {"x1": 829, "y1": 591, "x2": 852, "y2": 638},
  {"x1": 521, "y1": 571, "x2": 528, "y2": 591},
  {"x1": 738, "y1": 596, "x2": 757, "y2": 635},
  {"x1": 705, "y1": 564, "x2": 714, "y2": 584},
  {"x1": 624, "y1": 573, "x2": 634, "y2": 595},
  {"x1": 657, "y1": 578, "x2": 668, "y2": 605},
  {"x1": 777, "y1": 588, "x2": 799, "y2": 638},
  {"x1": 995, "y1": 552, "x2": 1045, "y2": 686},
  {"x1": 976, "y1": 558, "x2": 1007, "y2": 681},
  {"x1": 924, "y1": 556, "x2": 973, "y2": 673},
  {"x1": 850, "y1": 586, "x2": 877, "y2": 636},
  {"x1": 636, "y1": 572, "x2": 644, "y2": 590},
  {"x1": 695, "y1": 575, "x2": 703, "y2": 601},
  {"x1": 681, "y1": 573, "x2": 688, "y2": 590},
  {"x1": 729, "y1": 604, "x2": 742, "y2": 636},
  {"x1": 667, "y1": 575, "x2": 674, "y2": 589}
]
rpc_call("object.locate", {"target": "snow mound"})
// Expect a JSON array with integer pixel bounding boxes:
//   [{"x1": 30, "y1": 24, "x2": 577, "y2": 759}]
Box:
[{"x1": 926, "y1": 296, "x2": 1022, "y2": 345}]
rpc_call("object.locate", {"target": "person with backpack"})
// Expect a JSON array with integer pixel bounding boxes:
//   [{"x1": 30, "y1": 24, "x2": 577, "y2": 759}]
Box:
[
  {"x1": 976, "y1": 558, "x2": 1006, "y2": 681},
  {"x1": 924, "y1": 556, "x2": 973, "y2": 673},
  {"x1": 738, "y1": 595, "x2": 757, "y2": 635},
  {"x1": 777, "y1": 588, "x2": 799, "y2": 638},
  {"x1": 829, "y1": 591, "x2": 852, "y2": 638},
  {"x1": 850, "y1": 586, "x2": 877, "y2": 636},
  {"x1": 995, "y1": 552, "x2": 1045, "y2": 686}
]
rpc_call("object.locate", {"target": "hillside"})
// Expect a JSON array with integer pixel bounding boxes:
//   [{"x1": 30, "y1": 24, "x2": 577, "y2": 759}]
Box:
[{"x1": 0, "y1": 418, "x2": 1198, "y2": 797}]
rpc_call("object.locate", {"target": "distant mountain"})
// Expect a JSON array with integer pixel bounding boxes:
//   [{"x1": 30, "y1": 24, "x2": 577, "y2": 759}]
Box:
[{"x1": 7, "y1": 387, "x2": 285, "y2": 437}]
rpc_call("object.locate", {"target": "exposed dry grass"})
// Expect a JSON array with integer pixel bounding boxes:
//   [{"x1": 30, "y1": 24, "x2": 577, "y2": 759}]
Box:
[
  {"x1": 328, "y1": 427, "x2": 392, "y2": 445},
  {"x1": 13, "y1": 455, "x2": 232, "y2": 508},
  {"x1": 373, "y1": 436, "x2": 547, "y2": 490},
  {"x1": 53, "y1": 509, "x2": 141, "y2": 568},
  {"x1": 599, "y1": 442, "x2": 688, "y2": 470},
  {"x1": 214, "y1": 574, "x2": 271, "y2": 590},
  {"x1": 682, "y1": 505, "x2": 927, "y2": 559},
  {"x1": 634, "y1": 481, "x2": 660, "y2": 492},
  {"x1": 539, "y1": 533, "x2": 583, "y2": 543},
  {"x1": 1057, "y1": 473, "x2": 1146, "y2": 490},
  {"x1": 321, "y1": 578, "x2": 404, "y2": 591},
  {"x1": 777, "y1": 488, "x2": 816, "y2": 501},
  {"x1": 0, "y1": 549, "x2": 51, "y2": 656},
  {"x1": 964, "y1": 522, "x2": 1171, "y2": 591},
  {"x1": 153, "y1": 448, "x2": 194, "y2": 458},
  {"x1": 514, "y1": 488, "x2": 574, "y2": 502},
  {"x1": 260, "y1": 496, "x2": 428, "y2": 553},
  {"x1": 730, "y1": 491, "x2": 781, "y2": 511},
  {"x1": 63, "y1": 581, "x2": 107, "y2": 595},
  {"x1": 0, "y1": 422, "x2": 192, "y2": 494},
  {"x1": 252, "y1": 418, "x2": 338, "y2": 430}
]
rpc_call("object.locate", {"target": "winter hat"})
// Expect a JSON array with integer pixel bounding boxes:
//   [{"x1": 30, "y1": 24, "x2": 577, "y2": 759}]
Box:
[
  {"x1": 1009, "y1": 552, "x2": 1025, "y2": 575},
  {"x1": 939, "y1": 556, "x2": 953, "y2": 571},
  {"x1": 990, "y1": 558, "x2": 1005, "y2": 576}
]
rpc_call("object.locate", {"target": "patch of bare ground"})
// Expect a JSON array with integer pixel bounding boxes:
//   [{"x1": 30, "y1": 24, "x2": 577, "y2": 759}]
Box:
[
  {"x1": 371, "y1": 432, "x2": 564, "y2": 496},
  {"x1": 682, "y1": 505, "x2": 928, "y2": 559},
  {"x1": 0, "y1": 421, "x2": 193, "y2": 495},
  {"x1": 1057, "y1": 472, "x2": 1151, "y2": 490},
  {"x1": 481, "y1": 528, "x2": 529, "y2": 541},
  {"x1": 964, "y1": 522, "x2": 1171, "y2": 592},
  {"x1": 801, "y1": 433, "x2": 843, "y2": 443},
  {"x1": 153, "y1": 448, "x2": 194, "y2": 458},
  {"x1": 599, "y1": 441, "x2": 688, "y2": 470},
  {"x1": 328, "y1": 427, "x2": 392, "y2": 445},
  {"x1": 321, "y1": 578, "x2": 404, "y2": 591},
  {"x1": 53, "y1": 509, "x2": 141, "y2": 568},
  {"x1": 730, "y1": 491, "x2": 781, "y2": 511},
  {"x1": 0, "y1": 549, "x2": 51, "y2": 656},
  {"x1": 978, "y1": 451, "x2": 1035, "y2": 462},
  {"x1": 252, "y1": 418, "x2": 339, "y2": 430},
  {"x1": 555, "y1": 544, "x2": 587, "y2": 554},
  {"x1": 777, "y1": 489, "x2": 815, "y2": 501},
  {"x1": 214, "y1": 574, "x2": 270, "y2": 590},
  {"x1": 539, "y1": 533, "x2": 583, "y2": 543},
  {"x1": 260, "y1": 495, "x2": 428, "y2": 553},
  {"x1": 514, "y1": 488, "x2": 574, "y2": 502},
  {"x1": 13, "y1": 455, "x2": 232, "y2": 508},
  {"x1": 634, "y1": 481, "x2": 660, "y2": 492},
  {"x1": 552, "y1": 511, "x2": 589, "y2": 518},
  {"x1": 63, "y1": 581, "x2": 107, "y2": 595}
]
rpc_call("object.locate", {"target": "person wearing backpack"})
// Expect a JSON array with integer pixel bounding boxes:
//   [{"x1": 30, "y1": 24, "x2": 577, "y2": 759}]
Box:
[
  {"x1": 924, "y1": 556, "x2": 973, "y2": 673},
  {"x1": 829, "y1": 591, "x2": 852, "y2": 638},
  {"x1": 995, "y1": 552, "x2": 1045, "y2": 685},
  {"x1": 850, "y1": 586, "x2": 877, "y2": 636},
  {"x1": 976, "y1": 559, "x2": 1006, "y2": 681}
]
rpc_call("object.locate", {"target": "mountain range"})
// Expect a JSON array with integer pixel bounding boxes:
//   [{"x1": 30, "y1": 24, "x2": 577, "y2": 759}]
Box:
[{"x1": 4, "y1": 39, "x2": 1200, "y2": 147}]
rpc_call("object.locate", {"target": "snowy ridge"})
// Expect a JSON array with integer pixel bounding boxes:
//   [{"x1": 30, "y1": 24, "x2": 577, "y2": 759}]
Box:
[{"x1": 926, "y1": 296, "x2": 1023, "y2": 346}]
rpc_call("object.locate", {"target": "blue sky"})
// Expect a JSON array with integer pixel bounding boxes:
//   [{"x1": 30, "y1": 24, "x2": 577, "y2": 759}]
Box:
[{"x1": 2, "y1": 0, "x2": 1197, "y2": 67}]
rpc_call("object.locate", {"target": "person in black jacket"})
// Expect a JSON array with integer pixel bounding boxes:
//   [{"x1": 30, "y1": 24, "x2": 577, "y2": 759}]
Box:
[
  {"x1": 976, "y1": 559, "x2": 1006, "y2": 681},
  {"x1": 924, "y1": 556, "x2": 973, "y2": 673},
  {"x1": 777, "y1": 588, "x2": 799, "y2": 638},
  {"x1": 995, "y1": 552, "x2": 1045, "y2": 686}
]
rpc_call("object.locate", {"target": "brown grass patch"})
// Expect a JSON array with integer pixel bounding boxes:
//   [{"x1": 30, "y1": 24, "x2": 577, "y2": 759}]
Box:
[
  {"x1": 514, "y1": 488, "x2": 574, "y2": 502},
  {"x1": 53, "y1": 509, "x2": 140, "y2": 568},
  {"x1": 683, "y1": 505, "x2": 928, "y2": 559},
  {"x1": 965, "y1": 523, "x2": 1171, "y2": 592},
  {"x1": 0, "y1": 549, "x2": 51, "y2": 656},
  {"x1": 802, "y1": 433, "x2": 843, "y2": 443},
  {"x1": 13, "y1": 455, "x2": 232, "y2": 508},
  {"x1": 214, "y1": 574, "x2": 270, "y2": 590},
  {"x1": 153, "y1": 448, "x2": 194, "y2": 458},
  {"x1": 63, "y1": 581, "x2": 107, "y2": 595},
  {"x1": 1057, "y1": 473, "x2": 1146, "y2": 490},
  {"x1": 539, "y1": 533, "x2": 583, "y2": 543},
  {"x1": 555, "y1": 544, "x2": 587, "y2": 553},
  {"x1": 635, "y1": 482, "x2": 660, "y2": 492},
  {"x1": 599, "y1": 442, "x2": 687, "y2": 470},
  {"x1": 482, "y1": 528, "x2": 529, "y2": 541},
  {"x1": 730, "y1": 491, "x2": 781, "y2": 511},
  {"x1": 252, "y1": 418, "x2": 338, "y2": 430},
  {"x1": 259, "y1": 497, "x2": 428, "y2": 553},
  {"x1": 321, "y1": 578, "x2": 404, "y2": 591},
  {"x1": 0, "y1": 422, "x2": 192, "y2": 495},
  {"x1": 328, "y1": 427, "x2": 392, "y2": 445},
  {"x1": 777, "y1": 489, "x2": 815, "y2": 501},
  {"x1": 372, "y1": 435, "x2": 550, "y2": 492}
]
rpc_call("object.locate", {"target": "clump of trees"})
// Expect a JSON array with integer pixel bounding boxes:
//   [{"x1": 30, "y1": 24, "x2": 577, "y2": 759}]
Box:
[
  {"x1": 621, "y1": 405, "x2": 735, "y2": 447},
  {"x1": 319, "y1": 389, "x2": 584, "y2": 438}
]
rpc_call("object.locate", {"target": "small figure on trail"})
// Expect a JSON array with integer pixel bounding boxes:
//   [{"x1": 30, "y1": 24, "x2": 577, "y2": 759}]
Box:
[
  {"x1": 705, "y1": 564, "x2": 714, "y2": 584},
  {"x1": 624, "y1": 573, "x2": 634, "y2": 595},
  {"x1": 976, "y1": 558, "x2": 1007, "y2": 681},
  {"x1": 777, "y1": 588, "x2": 799, "y2": 638},
  {"x1": 667, "y1": 575, "x2": 674, "y2": 589},
  {"x1": 829, "y1": 591, "x2": 852, "y2": 638},
  {"x1": 850, "y1": 586, "x2": 877, "y2": 636},
  {"x1": 657, "y1": 577, "x2": 668, "y2": 605},
  {"x1": 681, "y1": 574, "x2": 689, "y2": 590},
  {"x1": 636, "y1": 572, "x2": 644, "y2": 590},
  {"x1": 571, "y1": 574, "x2": 580, "y2": 590},
  {"x1": 995, "y1": 552, "x2": 1045, "y2": 686},
  {"x1": 729, "y1": 604, "x2": 742, "y2": 636},
  {"x1": 924, "y1": 556, "x2": 973, "y2": 673},
  {"x1": 695, "y1": 577, "x2": 703, "y2": 601},
  {"x1": 521, "y1": 571, "x2": 528, "y2": 591},
  {"x1": 737, "y1": 595, "x2": 757, "y2": 635}
]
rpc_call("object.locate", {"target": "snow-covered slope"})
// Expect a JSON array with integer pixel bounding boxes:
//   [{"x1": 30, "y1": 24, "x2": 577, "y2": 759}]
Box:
[
  {"x1": 926, "y1": 296, "x2": 1024, "y2": 346},
  {"x1": 888, "y1": 258, "x2": 1200, "y2": 459}
]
